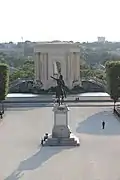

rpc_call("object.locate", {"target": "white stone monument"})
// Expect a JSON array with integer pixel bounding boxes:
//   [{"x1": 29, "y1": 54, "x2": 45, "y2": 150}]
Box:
[
  {"x1": 43, "y1": 103, "x2": 80, "y2": 146},
  {"x1": 34, "y1": 42, "x2": 81, "y2": 90}
]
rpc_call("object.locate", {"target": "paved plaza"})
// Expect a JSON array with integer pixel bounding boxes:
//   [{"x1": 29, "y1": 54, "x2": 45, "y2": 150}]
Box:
[
  {"x1": 1, "y1": 106, "x2": 120, "y2": 179},
  {"x1": 6, "y1": 92, "x2": 112, "y2": 103}
]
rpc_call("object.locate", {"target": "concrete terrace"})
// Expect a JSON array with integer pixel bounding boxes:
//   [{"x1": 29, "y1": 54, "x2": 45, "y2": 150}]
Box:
[{"x1": 5, "y1": 92, "x2": 113, "y2": 103}]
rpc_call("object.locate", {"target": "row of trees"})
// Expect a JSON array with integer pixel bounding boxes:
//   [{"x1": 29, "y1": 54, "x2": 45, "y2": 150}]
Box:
[
  {"x1": 0, "y1": 52, "x2": 34, "y2": 83},
  {"x1": 81, "y1": 42, "x2": 120, "y2": 66},
  {"x1": 80, "y1": 69, "x2": 106, "y2": 81},
  {"x1": 9, "y1": 60, "x2": 34, "y2": 82}
]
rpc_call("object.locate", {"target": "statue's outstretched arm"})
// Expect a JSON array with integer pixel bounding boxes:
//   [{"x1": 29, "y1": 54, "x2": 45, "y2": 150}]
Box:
[{"x1": 50, "y1": 76, "x2": 57, "y2": 80}]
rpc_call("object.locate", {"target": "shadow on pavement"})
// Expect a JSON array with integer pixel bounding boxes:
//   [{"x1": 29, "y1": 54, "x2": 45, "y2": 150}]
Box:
[
  {"x1": 5, "y1": 103, "x2": 116, "y2": 111},
  {"x1": 5, "y1": 146, "x2": 74, "y2": 180},
  {"x1": 76, "y1": 110, "x2": 120, "y2": 136},
  {"x1": 5, "y1": 103, "x2": 52, "y2": 111}
]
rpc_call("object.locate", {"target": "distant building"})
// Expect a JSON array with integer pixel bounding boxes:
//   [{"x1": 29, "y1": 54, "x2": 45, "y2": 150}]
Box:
[
  {"x1": 97, "y1": 37, "x2": 106, "y2": 43},
  {"x1": 34, "y1": 43, "x2": 81, "y2": 89}
]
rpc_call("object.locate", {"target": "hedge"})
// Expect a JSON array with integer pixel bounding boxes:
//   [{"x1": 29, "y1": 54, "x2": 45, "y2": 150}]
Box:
[
  {"x1": 106, "y1": 61, "x2": 120, "y2": 105},
  {"x1": 0, "y1": 63, "x2": 9, "y2": 100}
]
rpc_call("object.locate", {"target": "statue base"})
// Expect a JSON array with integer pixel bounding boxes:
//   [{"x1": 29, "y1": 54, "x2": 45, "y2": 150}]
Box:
[
  {"x1": 41, "y1": 103, "x2": 80, "y2": 147},
  {"x1": 43, "y1": 133, "x2": 80, "y2": 146}
]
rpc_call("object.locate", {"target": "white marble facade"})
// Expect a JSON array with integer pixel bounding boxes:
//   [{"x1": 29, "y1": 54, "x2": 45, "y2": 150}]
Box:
[{"x1": 34, "y1": 43, "x2": 81, "y2": 89}]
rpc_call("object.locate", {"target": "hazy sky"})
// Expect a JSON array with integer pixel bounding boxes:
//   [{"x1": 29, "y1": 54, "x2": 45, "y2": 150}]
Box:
[{"x1": 0, "y1": 0, "x2": 120, "y2": 42}]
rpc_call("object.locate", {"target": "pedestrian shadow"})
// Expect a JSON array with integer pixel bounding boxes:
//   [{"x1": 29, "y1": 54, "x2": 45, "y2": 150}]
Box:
[
  {"x1": 76, "y1": 110, "x2": 120, "y2": 135},
  {"x1": 5, "y1": 146, "x2": 73, "y2": 180}
]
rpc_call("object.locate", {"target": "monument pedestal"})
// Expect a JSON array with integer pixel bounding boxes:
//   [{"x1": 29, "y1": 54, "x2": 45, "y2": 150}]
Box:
[{"x1": 43, "y1": 104, "x2": 80, "y2": 146}]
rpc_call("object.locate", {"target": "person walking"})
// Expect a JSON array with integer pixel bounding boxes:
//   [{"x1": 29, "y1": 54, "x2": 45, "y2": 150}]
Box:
[{"x1": 102, "y1": 121, "x2": 105, "y2": 129}]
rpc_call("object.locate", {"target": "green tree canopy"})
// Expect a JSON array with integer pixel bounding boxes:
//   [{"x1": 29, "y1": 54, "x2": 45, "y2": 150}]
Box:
[
  {"x1": 9, "y1": 60, "x2": 34, "y2": 82},
  {"x1": 106, "y1": 61, "x2": 120, "y2": 106},
  {"x1": 0, "y1": 63, "x2": 9, "y2": 100}
]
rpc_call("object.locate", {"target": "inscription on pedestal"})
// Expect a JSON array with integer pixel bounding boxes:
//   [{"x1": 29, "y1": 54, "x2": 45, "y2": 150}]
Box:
[{"x1": 55, "y1": 113, "x2": 66, "y2": 126}]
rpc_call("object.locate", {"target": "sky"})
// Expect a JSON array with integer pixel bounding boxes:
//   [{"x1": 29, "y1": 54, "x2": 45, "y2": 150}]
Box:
[{"x1": 0, "y1": 0, "x2": 120, "y2": 43}]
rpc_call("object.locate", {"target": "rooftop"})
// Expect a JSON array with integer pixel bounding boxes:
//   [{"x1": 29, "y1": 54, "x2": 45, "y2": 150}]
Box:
[{"x1": 34, "y1": 42, "x2": 80, "y2": 52}]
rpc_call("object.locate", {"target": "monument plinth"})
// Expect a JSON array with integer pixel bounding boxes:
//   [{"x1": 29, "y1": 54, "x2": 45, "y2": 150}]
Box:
[
  {"x1": 42, "y1": 103, "x2": 80, "y2": 146},
  {"x1": 52, "y1": 104, "x2": 71, "y2": 138}
]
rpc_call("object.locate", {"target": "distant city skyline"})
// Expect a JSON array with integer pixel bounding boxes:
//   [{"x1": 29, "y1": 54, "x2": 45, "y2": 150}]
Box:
[{"x1": 0, "y1": 0, "x2": 120, "y2": 43}]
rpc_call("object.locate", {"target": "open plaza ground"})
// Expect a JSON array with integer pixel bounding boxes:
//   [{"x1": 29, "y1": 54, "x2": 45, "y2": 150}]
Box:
[{"x1": 1, "y1": 106, "x2": 120, "y2": 180}]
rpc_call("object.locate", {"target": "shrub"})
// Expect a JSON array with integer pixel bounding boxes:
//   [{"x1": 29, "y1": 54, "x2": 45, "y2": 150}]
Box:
[
  {"x1": 0, "y1": 64, "x2": 9, "y2": 101},
  {"x1": 106, "y1": 61, "x2": 120, "y2": 109}
]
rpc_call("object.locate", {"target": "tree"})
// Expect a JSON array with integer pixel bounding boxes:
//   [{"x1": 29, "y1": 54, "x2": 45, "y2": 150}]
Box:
[
  {"x1": 106, "y1": 61, "x2": 120, "y2": 110},
  {"x1": 0, "y1": 63, "x2": 9, "y2": 100},
  {"x1": 9, "y1": 60, "x2": 34, "y2": 82},
  {"x1": 0, "y1": 64, "x2": 9, "y2": 114}
]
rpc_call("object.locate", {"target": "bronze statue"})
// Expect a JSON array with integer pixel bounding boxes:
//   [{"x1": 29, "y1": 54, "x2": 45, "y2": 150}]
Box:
[{"x1": 51, "y1": 75, "x2": 66, "y2": 105}]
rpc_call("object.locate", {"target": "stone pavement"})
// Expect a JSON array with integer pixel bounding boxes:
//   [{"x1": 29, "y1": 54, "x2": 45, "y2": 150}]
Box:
[
  {"x1": 4, "y1": 101, "x2": 119, "y2": 109},
  {"x1": 1, "y1": 107, "x2": 120, "y2": 180}
]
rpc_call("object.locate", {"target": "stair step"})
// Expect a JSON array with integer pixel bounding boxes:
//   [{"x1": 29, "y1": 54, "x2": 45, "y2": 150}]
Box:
[{"x1": 43, "y1": 138, "x2": 79, "y2": 146}]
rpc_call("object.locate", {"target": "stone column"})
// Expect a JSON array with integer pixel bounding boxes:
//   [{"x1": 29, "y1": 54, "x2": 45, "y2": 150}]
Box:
[
  {"x1": 34, "y1": 53, "x2": 37, "y2": 80},
  {"x1": 65, "y1": 53, "x2": 73, "y2": 89},
  {"x1": 43, "y1": 53, "x2": 46, "y2": 81},
  {"x1": 45, "y1": 54, "x2": 55, "y2": 89},
  {"x1": 75, "y1": 52, "x2": 79, "y2": 81},
  {"x1": 65, "y1": 53, "x2": 71, "y2": 88},
  {"x1": 48, "y1": 54, "x2": 53, "y2": 78},
  {"x1": 38, "y1": 52, "x2": 41, "y2": 80},
  {"x1": 73, "y1": 53, "x2": 76, "y2": 81},
  {"x1": 66, "y1": 54, "x2": 68, "y2": 81},
  {"x1": 67, "y1": 54, "x2": 70, "y2": 80},
  {"x1": 43, "y1": 53, "x2": 49, "y2": 89},
  {"x1": 76, "y1": 53, "x2": 80, "y2": 82},
  {"x1": 61, "y1": 59, "x2": 66, "y2": 80},
  {"x1": 70, "y1": 52, "x2": 74, "y2": 82},
  {"x1": 34, "y1": 52, "x2": 40, "y2": 80},
  {"x1": 46, "y1": 53, "x2": 49, "y2": 80},
  {"x1": 40, "y1": 53, "x2": 44, "y2": 83}
]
